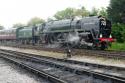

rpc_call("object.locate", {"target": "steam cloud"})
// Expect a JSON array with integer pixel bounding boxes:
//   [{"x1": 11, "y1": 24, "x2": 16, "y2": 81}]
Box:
[{"x1": 67, "y1": 31, "x2": 80, "y2": 44}]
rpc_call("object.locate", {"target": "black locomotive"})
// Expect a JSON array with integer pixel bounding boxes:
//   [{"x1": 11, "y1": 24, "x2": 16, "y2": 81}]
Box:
[{"x1": 40, "y1": 16, "x2": 114, "y2": 50}]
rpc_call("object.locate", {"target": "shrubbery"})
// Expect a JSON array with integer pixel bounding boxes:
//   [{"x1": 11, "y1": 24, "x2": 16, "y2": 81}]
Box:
[
  {"x1": 108, "y1": 42, "x2": 125, "y2": 51},
  {"x1": 112, "y1": 23, "x2": 125, "y2": 43}
]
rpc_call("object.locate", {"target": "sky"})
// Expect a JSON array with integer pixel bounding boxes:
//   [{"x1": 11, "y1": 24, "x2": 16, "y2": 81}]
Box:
[{"x1": 0, "y1": 0, "x2": 110, "y2": 28}]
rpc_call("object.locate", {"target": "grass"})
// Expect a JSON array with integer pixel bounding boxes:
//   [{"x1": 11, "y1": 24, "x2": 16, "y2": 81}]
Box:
[{"x1": 108, "y1": 42, "x2": 125, "y2": 51}]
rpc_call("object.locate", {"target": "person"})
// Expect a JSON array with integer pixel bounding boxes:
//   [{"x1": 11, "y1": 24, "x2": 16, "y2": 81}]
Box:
[{"x1": 66, "y1": 43, "x2": 72, "y2": 58}]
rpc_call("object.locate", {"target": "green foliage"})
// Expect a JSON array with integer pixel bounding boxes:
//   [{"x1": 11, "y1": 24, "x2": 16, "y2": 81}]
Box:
[
  {"x1": 54, "y1": 8, "x2": 75, "y2": 20},
  {"x1": 112, "y1": 23, "x2": 125, "y2": 42},
  {"x1": 89, "y1": 7, "x2": 107, "y2": 17},
  {"x1": 54, "y1": 7, "x2": 108, "y2": 20},
  {"x1": 74, "y1": 7, "x2": 90, "y2": 17},
  {"x1": 28, "y1": 17, "x2": 45, "y2": 26},
  {"x1": 108, "y1": 42, "x2": 125, "y2": 51},
  {"x1": 89, "y1": 7, "x2": 99, "y2": 16},
  {"x1": 98, "y1": 7, "x2": 107, "y2": 17},
  {"x1": 107, "y1": 0, "x2": 125, "y2": 23},
  {"x1": 0, "y1": 25, "x2": 4, "y2": 30},
  {"x1": 47, "y1": 17, "x2": 54, "y2": 22},
  {"x1": 13, "y1": 23, "x2": 25, "y2": 28},
  {"x1": 54, "y1": 7, "x2": 90, "y2": 20}
]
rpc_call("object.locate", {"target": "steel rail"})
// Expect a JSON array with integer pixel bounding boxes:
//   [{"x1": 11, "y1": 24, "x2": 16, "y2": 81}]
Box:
[
  {"x1": 0, "y1": 49, "x2": 125, "y2": 83},
  {"x1": 0, "y1": 54, "x2": 67, "y2": 83}
]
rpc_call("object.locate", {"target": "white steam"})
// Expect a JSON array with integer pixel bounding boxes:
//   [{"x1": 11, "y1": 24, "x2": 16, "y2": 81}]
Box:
[
  {"x1": 67, "y1": 31, "x2": 80, "y2": 44},
  {"x1": 45, "y1": 43, "x2": 61, "y2": 48}
]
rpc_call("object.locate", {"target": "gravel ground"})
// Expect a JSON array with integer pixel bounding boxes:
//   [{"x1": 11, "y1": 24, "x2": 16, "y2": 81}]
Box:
[
  {"x1": 0, "y1": 46, "x2": 125, "y2": 68},
  {"x1": 0, "y1": 57, "x2": 50, "y2": 83},
  {"x1": 0, "y1": 46, "x2": 65, "y2": 58}
]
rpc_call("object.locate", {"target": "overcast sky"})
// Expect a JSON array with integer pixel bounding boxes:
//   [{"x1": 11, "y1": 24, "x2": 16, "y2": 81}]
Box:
[{"x1": 0, "y1": 0, "x2": 110, "y2": 28}]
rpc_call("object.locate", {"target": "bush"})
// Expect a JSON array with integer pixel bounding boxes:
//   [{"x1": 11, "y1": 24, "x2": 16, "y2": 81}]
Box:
[
  {"x1": 108, "y1": 42, "x2": 125, "y2": 51},
  {"x1": 112, "y1": 23, "x2": 125, "y2": 43}
]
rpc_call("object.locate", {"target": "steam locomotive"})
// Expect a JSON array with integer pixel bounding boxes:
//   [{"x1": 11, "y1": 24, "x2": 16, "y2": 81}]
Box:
[{"x1": 0, "y1": 16, "x2": 114, "y2": 50}]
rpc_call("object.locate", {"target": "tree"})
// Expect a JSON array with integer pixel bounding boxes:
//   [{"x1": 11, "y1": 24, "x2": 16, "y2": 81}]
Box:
[
  {"x1": 12, "y1": 23, "x2": 25, "y2": 28},
  {"x1": 107, "y1": 0, "x2": 125, "y2": 23},
  {"x1": 112, "y1": 23, "x2": 125, "y2": 42},
  {"x1": 54, "y1": 7, "x2": 90, "y2": 20},
  {"x1": 54, "y1": 8, "x2": 75, "y2": 20},
  {"x1": 74, "y1": 7, "x2": 89, "y2": 17},
  {"x1": 27, "y1": 17, "x2": 45, "y2": 26},
  {"x1": 99, "y1": 7, "x2": 107, "y2": 17},
  {"x1": 47, "y1": 17, "x2": 55, "y2": 22},
  {"x1": 0, "y1": 25, "x2": 4, "y2": 30},
  {"x1": 89, "y1": 7, "x2": 99, "y2": 16}
]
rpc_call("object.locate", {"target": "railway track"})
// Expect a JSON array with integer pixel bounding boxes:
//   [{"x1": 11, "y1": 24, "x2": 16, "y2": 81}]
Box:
[
  {"x1": 0, "y1": 53, "x2": 66, "y2": 83},
  {"x1": 0, "y1": 49, "x2": 125, "y2": 83},
  {"x1": 0, "y1": 49, "x2": 95, "y2": 83},
  {"x1": 2, "y1": 43, "x2": 125, "y2": 59}
]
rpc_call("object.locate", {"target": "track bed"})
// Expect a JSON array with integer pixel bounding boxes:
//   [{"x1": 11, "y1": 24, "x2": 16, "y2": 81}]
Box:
[{"x1": 0, "y1": 49, "x2": 125, "y2": 83}]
